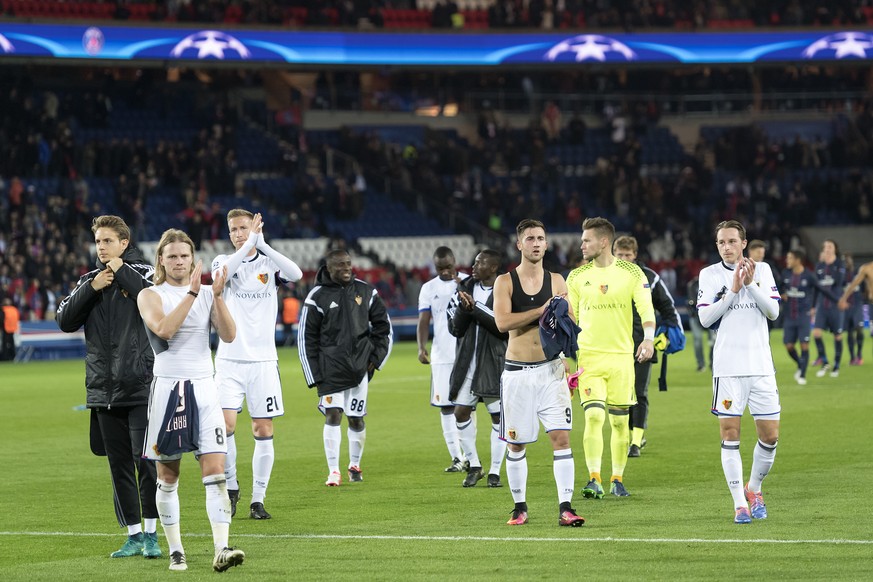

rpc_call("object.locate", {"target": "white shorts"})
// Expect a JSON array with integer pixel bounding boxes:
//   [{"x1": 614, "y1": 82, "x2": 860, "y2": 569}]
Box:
[
  {"x1": 711, "y1": 375, "x2": 781, "y2": 419},
  {"x1": 500, "y1": 359, "x2": 572, "y2": 444},
  {"x1": 319, "y1": 375, "x2": 368, "y2": 418},
  {"x1": 144, "y1": 376, "x2": 227, "y2": 462},
  {"x1": 430, "y1": 363, "x2": 454, "y2": 408},
  {"x1": 453, "y1": 373, "x2": 501, "y2": 414},
  {"x1": 216, "y1": 359, "x2": 284, "y2": 419}
]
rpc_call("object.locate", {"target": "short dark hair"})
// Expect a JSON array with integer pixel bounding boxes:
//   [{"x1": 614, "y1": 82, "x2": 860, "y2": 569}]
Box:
[
  {"x1": 748, "y1": 239, "x2": 766, "y2": 251},
  {"x1": 325, "y1": 249, "x2": 350, "y2": 264},
  {"x1": 516, "y1": 218, "x2": 545, "y2": 240},
  {"x1": 434, "y1": 246, "x2": 454, "y2": 260},
  {"x1": 582, "y1": 217, "x2": 615, "y2": 243},
  {"x1": 788, "y1": 248, "x2": 806, "y2": 263},
  {"x1": 716, "y1": 220, "x2": 746, "y2": 241},
  {"x1": 478, "y1": 249, "x2": 501, "y2": 263}
]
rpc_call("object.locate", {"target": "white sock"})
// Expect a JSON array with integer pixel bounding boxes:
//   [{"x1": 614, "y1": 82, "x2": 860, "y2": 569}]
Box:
[
  {"x1": 348, "y1": 426, "x2": 366, "y2": 468},
  {"x1": 126, "y1": 523, "x2": 142, "y2": 536},
  {"x1": 456, "y1": 418, "x2": 480, "y2": 468},
  {"x1": 144, "y1": 518, "x2": 157, "y2": 535},
  {"x1": 224, "y1": 432, "x2": 239, "y2": 490},
  {"x1": 748, "y1": 439, "x2": 777, "y2": 492},
  {"x1": 506, "y1": 449, "x2": 528, "y2": 504},
  {"x1": 252, "y1": 436, "x2": 274, "y2": 504},
  {"x1": 324, "y1": 424, "x2": 341, "y2": 473},
  {"x1": 202, "y1": 474, "x2": 231, "y2": 553},
  {"x1": 721, "y1": 440, "x2": 746, "y2": 508},
  {"x1": 489, "y1": 423, "x2": 506, "y2": 476},
  {"x1": 440, "y1": 412, "x2": 463, "y2": 460},
  {"x1": 553, "y1": 448, "x2": 575, "y2": 504},
  {"x1": 156, "y1": 479, "x2": 183, "y2": 553}
]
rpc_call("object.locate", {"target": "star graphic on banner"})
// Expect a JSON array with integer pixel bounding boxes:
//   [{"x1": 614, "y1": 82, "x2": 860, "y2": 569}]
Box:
[
  {"x1": 170, "y1": 30, "x2": 251, "y2": 60},
  {"x1": 803, "y1": 31, "x2": 873, "y2": 59},
  {"x1": 832, "y1": 33, "x2": 873, "y2": 58},
  {"x1": 546, "y1": 35, "x2": 635, "y2": 63}
]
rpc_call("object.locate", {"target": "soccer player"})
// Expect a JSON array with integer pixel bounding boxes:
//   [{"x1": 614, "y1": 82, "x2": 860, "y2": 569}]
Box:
[
  {"x1": 212, "y1": 210, "x2": 303, "y2": 520},
  {"x1": 747, "y1": 240, "x2": 766, "y2": 264},
  {"x1": 839, "y1": 259, "x2": 873, "y2": 316},
  {"x1": 447, "y1": 250, "x2": 508, "y2": 488},
  {"x1": 811, "y1": 239, "x2": 846, "y2": 377},
  {"x1": 838, "y1": 254, "x2": 866, "y2": 366},
  {"x1": 298, "y1": 250, "x2": 392, "y2": 486},
  {"x1": 780, "y1": 249, "x2": 819, "y2": 385},
  {"x1": 56, "y1": 215, "x2": 161, "y2": 560},
  {"x1": 839, "y1": 258, "x2": 873, "y2": 362},
  {"x1": 612, "y1": 235, "x2": 681, "y2": 457},
  {"x1": 697, "y1": 220, "x2": 780, "y2": 524},
  {"x1": 567, "y1": 218, "x2": 655, "y2": 499},
  {"x1": 493, "y1": 218, "x2": 584, "y2": 527},
  {"x1": 417, "y1": 247, "x2": 465, "y2": 472},
  {"x1": 137, "y1": 229, "x2": 245, "y2": 572}
]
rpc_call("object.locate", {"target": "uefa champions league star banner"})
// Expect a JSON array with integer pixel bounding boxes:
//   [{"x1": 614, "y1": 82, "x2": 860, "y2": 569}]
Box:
[{"x1": 2, "y1": 23, "x2": 873, "y2": 65}]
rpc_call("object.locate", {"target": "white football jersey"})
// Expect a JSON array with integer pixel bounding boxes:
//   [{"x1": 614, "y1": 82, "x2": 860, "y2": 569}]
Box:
[
  {"x1": 145, "y1": 283, "x2": 215, "y2": 379},
  {"x1": 418, "y1": 276, "x2": 458, "y2": 364},
  {"x1": 213, "y1": 251, "x2": 281, "y2": 362},
  {"x1": 697, "y1": 261, "x2": 779, "y2": 378}
]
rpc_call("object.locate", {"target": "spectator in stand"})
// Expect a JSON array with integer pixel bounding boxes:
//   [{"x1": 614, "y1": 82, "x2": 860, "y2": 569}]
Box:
[{"x1": 1, "y1": 297, "x2": 20, "y2": 360}]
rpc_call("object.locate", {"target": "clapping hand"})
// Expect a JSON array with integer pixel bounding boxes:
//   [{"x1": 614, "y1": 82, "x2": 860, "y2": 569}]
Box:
[
  {"x1": 190, "y1": 260, "x2": 203, "y2": 294},
  {"x1": 212, "y1": 265, "x2": 228, "y2": 297}
]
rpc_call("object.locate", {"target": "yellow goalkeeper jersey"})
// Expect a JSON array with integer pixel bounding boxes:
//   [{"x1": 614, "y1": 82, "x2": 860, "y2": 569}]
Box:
[{"x1": 566, "y1": 259, "x2": 655, "y2": 355}]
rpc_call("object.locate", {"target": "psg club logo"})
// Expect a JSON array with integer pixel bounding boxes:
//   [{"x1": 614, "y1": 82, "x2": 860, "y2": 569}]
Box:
[
  {"x1": 82, "y1": 27, "x2": 104, "y2": 56},
  {"x1": 545, "y1": 34, "x2": 636, "y2": 63},
  {"x1": 0, "y1": 33, "x2": 14, "y2": 54},
  {"x1": 802, "y1": 32, "x2": 873, "y2": 59},
  {"x1": 170, "y1": 30, "x2": 252, "y2": 60}
]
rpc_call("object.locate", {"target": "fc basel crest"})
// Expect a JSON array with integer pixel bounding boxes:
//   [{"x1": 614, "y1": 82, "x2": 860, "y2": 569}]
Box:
[
  {"x1": 722, "y1": 399, "x2": 732, "y2": 410},
  {"x1": 257, "y1": 272, "x2": 269, "y2": 284},
  {"x1": 355, "y1": 295, "x2": 362, "y2": 305},
  {"x1": 600, "y1": 285, "x2": 608, "y2": 294},
  {"x1": 325, "y1": 396, "x2": 333, "y2": 404}
]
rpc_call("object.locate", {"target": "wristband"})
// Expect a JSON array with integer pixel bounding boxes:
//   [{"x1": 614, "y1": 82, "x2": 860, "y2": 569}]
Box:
[
  {"x1": 187, "y1": 290, "x2": 198, "y2": 298},
  {"x1": 643, "y1": 327, "x2": 655, "y2": 341}
]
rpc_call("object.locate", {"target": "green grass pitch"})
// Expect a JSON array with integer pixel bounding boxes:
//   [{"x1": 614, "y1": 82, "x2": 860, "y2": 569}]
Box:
[{"x1": 1, "y1": 335, "x2": 872, "y2": 580}]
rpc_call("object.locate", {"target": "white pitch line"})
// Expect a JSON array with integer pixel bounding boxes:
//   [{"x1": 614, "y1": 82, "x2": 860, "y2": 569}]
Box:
[{"x1": 1, "y1": 531, "x2": 871, "y2": 545}]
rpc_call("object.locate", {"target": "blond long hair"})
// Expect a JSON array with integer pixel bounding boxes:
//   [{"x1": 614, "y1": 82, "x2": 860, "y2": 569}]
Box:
[{"x1": 153, "y1": 229, "x2": 195, "y2": 285}]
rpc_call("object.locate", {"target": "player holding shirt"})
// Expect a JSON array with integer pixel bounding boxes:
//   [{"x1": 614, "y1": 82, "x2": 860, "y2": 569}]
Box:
[
  {"x1": 138, "y1": 229, "x2": 244, "y2": 572},
  {"x1": 417, "y1": 247, "x2": 465, "y2": 472},
  {"x1": 212, "y1": 210, "x2": 303, "y2": 520},
  {"x1": 697, "y1": 220, "x2": 780, "y2": 525},
  {"x1": 567, "y1": 217, "x2": 655, "y2": 499},
  {"x1": 494, "y1": 218, "x2": 584, "y2": 527}
]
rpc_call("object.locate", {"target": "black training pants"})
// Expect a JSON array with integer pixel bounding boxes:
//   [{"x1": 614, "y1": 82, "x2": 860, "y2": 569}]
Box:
[
  {"x1": 95, "y1": 405, "x2": 158, "y2": 526},
  {"x1": 630, "y1": 360, "x2": 652, "y2": 430}
]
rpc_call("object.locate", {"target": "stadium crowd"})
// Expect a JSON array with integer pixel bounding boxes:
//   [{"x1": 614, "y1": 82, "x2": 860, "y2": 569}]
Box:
[{"x1": 3, "y1": 65, "x2": 873, "y2": 322}]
